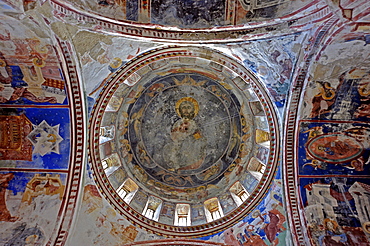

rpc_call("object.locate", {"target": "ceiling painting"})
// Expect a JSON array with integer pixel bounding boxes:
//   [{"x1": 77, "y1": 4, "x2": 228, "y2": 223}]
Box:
[
  {"x1": 127, "y1": 73, "x2": 241, "y2": 188},
  {"x1": 226, "y1": 33, "x2": 305, "y2": 111},
  {"x1": 284, "y1": 15, "x2": 370, "y2": 245},
  {"x1": 59, "y1": 0, "x2": 305, "y2": 28},
  {"x1": 0, "y1": 8, "x2": 85, "y2": 246},
  {"x1": 0, "y1": 0, "x2": 370, "y2": 245},
  {"x1": 50, "y1": 0, "x2": 330, "y2": 42},
  {"x1": 89, "y1": 45, "x2": 280, "y2": 237}
]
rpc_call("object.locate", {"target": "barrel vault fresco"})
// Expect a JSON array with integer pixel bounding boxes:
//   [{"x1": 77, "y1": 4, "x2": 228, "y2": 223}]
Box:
[
  {"x1": 0, "y1": 7, "x2": 83, "y2": 246},
  {"x1": 0, "y1": 0, "x2": 370, "y2": 245}
]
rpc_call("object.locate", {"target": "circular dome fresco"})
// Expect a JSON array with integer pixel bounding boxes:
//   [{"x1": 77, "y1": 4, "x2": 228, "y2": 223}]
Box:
[{"x1": 89, "y1": 46, "x2": 280, "y2": 237}]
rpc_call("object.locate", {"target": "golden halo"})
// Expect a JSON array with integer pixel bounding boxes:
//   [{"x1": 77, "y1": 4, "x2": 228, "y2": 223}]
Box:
[
  {"x1": 175, "y1": 97, "x2": 199, "y2": 118},
  {"x1": 363, "y1": 221, "x2": 370, "y2": 234},
  {"x1": 0, "y1": 59, "x2": 6, "y2": 67},
  {"x1": 33, "y1": 58, "x2": 45, "y2": 67},
  {"x1": 110, "y1": 57, "x2": 122, "y2": 69},
  {"x1": 251, "y1": 210, "x2": 261, "y2": 218}
]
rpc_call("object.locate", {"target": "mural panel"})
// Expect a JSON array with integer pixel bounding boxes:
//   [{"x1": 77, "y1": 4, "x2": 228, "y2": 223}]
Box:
[
  {"x1": 228, "y1": 33, "x2": 305, "y2": 111},
  {"x1": 293, "y1": 33, "x2": 370, "y2": 245},
  {"x1": 0, "y1": 171, "x2": 66, "y2": 245},
  {"x1": 0, "y1": 108, "x2": 70, "y2": 169},
  {"x1": 298, "y1": 121, "x2": 370, "y2": 175},
  {"x1": 61, "y1": 0, "x2": 308, "y2": 28},
  {"x1": 0, "y1": 9, "x2": 76, "y2": 246},
  {"x1": 304, "y1": 70, "x2": 370, "y2": 121},
  {"x1": 206, "y1": 174, "x2": 288, "y2": 246},
  {"x1": 300, "y1": 177, "x2": 370, "y2": 246}
]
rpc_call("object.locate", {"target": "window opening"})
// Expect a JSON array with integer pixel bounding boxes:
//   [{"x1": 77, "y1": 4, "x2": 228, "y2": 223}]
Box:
[
  {"x1": 174, "y1": 204, "x2": 191, "y2": 226},
  {"x1": 143, "y1": 196, "x2": 162, "y2": 221},
  {"x1": 204, "y1": 198, "x2": 224, "y2": 222},
  {"x1": 117, "y1": 178, "x2": 138, "y2": 204},
  {"x1": 230, "y1": 181, "x2": 250, "y2": 206}
]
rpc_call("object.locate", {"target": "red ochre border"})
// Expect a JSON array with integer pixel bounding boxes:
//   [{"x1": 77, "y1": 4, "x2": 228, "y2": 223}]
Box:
[
  {"x1": 125, "y1": 238, "x2": 227, "y2": 245},
  {"x1": 88, "y1": 45, "x2": 280, "y2": 238},
  {"x1": 50, "y1": 0, "x2": 332, "y2": 43},
  {"x1": 49, "y1": 39, "x2": 86, "y2": 246}
]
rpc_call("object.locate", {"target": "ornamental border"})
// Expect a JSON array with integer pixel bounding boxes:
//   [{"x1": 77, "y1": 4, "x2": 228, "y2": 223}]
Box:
[
  {"x1": 48, "y1": 39, "x2": 86, "y2": 246},
  {"x1": 282, "y1": 17, "x2": 339, "y2": 246},
  {"x1": 50, "y1": 0, "x2": 332, "y2": 43}
]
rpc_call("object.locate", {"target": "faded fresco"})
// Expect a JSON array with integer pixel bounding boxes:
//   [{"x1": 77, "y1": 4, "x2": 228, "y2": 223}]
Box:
[
  {"x1": 298, "y1": 27, "x2": 370, "y2": 245},
  {"x1": 206, "y1": 175, "x2": 289, "y2": 246},
  {"x1": 61, "y1": 0, "x2": 307, "y2": 28},
  {"x1": 227, "y1": 33, "x2": 305, "y2": 111},
  {"x1": 75, "y1": 36, "x2": 157, "y2": 98},
  {"x1": 0, "y1": 6, "x2": 70, "y2": 245},
  {"x1": 68, "y1": 183, "x2": 161, "y2": 245}
]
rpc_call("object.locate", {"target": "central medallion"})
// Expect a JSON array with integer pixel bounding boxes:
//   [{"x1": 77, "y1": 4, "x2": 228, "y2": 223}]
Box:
[{"x1": 125, "y1": 74, "x2": 241, "y2": 188}]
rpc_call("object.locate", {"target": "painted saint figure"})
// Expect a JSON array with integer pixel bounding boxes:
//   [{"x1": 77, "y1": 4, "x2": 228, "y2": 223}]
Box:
[{"x1": 163, "y1": 97, "x2": 206, "y2": 171}]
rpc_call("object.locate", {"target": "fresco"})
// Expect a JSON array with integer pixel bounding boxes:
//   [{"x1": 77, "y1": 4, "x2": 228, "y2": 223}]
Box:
[
  {"x1": 300, "y1": 177, "x2": 370, "y2": 246},
  {"x1": 206, "y1": 174, "x2": 289, "y2": 246},
  {"x1": 64, "y1": 0, "x2": 307, "y2": 28},
  {"x1": 0, "y1": 172, "x2": 66, "y2": 245},
  {"x1": 227, "y1": 33, "x2": 305, "y2": 111},
  {"x1": 0, "y1": 9, "x2": 72, "y2": 246},
  {"x1": 125, "y1": 73, "x2": 242, "y2": 188},
  {"x1": 304, "y1": 70, "x2": 370, "y2": 120},
  {"x1": 78, "y1": 37, "x2": 157, "y2": 98},
  {"x1": 0, "y1": 108, "x2": 70, "y2": 169},
  {"x1": 294, "y1": 30, "x2": 370, "y2": 245},
  {"x1": 1, "y1": 0, "x2": 369, "y2": 245},
  {"x1": 298, "y1": 121, "x2": 370, "y2": 174},
  {"x1": 68, "y1": 183, "x2": 161, "y2": 245},
  {"x1": 150, "y1": 0, "x2": 226, "y2": 28},
  {"x1": 88, "y1": 45, "x2": 280, "y2": 237}
]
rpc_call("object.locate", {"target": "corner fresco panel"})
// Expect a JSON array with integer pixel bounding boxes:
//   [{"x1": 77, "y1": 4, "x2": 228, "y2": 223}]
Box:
[
  {"x1": 304, "y1": 69, "x2": 370, "y2": 121},
  {"x1": 0, "y1": 171, "x2": 66, "y2": 245},
  {"x1": 299, "y1": 177, "x2": 370, "y2": 246},
  {"x1": 205, "y1": 174, "x2": 288, "y2": 245},
  {"x1": 298, "y1": 121, "x2": 370, "y2": 175},
  {"x1": 228, "y1": 34, "x2": 305, "y2": 111},
  {"x1": 0, "y1": 108, "x2": 70, "y2": 169}
]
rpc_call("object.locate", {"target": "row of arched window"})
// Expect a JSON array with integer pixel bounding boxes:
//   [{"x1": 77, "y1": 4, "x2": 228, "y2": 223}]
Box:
[{"x1": 114, "y1": 178, "x2": 253, "y2": 226}]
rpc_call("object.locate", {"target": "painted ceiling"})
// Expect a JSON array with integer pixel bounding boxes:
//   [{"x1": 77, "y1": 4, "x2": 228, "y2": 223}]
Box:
[{"x1": 0, "y1": 0, "x2": 370, "y2": 245}]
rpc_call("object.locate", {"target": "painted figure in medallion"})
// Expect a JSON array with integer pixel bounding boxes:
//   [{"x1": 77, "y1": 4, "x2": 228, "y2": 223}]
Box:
[{"x1": 163, "y1": 97, "x2": 206, "y2": 171}]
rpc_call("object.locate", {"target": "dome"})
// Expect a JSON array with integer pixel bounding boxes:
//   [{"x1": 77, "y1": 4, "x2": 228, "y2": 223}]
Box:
[{"x1": 89, "y1": 46, "x2": 279, "y2": 237}]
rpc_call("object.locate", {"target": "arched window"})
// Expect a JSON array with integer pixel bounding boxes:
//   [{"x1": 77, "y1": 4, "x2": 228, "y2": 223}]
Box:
[
  {"x1": 204, "y1": 198, "x2": 224, "y2": 222},
  {"x1": 255, "y1": 128, "x2": 270, "y2": 148},
  {"x1": 174, "y1": 204, "x2": 191, "y2": 226},
  {"x1": 230, "y1": 181, "x2": 250, "y2": 206},
  {"x1": 247, "y1": 157, "x2": 266, "y2": 180},
  {"x1": 117, "y1": 178, "x2": 138, "y2": 204},
  {"x1": 99, "y1": 125, "x2": 115, "y2": 144},
  {"x1": 143, "y1": 196, "x2": 162, "y2": 221},
  {"x1": 101, "y1": 153, "x2": 121, "y2": 171}
]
